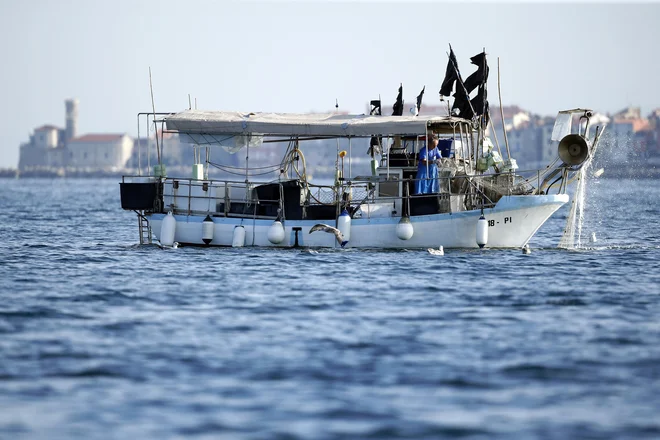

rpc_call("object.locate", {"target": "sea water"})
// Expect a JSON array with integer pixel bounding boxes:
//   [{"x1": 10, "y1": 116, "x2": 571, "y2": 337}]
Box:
[{"x1": 0, "y1": 177, "x2": 659, "y2": 439}]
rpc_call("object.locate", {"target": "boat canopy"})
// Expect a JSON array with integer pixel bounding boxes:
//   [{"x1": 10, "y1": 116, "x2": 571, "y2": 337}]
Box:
[{"x1": 164, "y1": 109, "x2": 469, "y2": 138}]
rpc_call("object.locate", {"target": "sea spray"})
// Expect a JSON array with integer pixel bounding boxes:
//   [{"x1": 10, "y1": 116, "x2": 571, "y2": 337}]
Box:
[
  {"x1": 558, "y1": 167, "x2": 588, "y2": 249},
  {"x1": 558, "y1": 124, "x2": 607, "y2": 249}
]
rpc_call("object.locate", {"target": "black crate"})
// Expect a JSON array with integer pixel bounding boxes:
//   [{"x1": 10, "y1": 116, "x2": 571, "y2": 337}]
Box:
[
  {"x1": 120, "y1": 182, "x2": 158, "y2": 210},
  {"x1": 409, "y1": 195, "x2": 441, "y2": 216}
]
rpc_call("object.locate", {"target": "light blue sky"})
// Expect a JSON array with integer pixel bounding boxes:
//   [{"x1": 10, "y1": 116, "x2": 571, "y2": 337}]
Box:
[{"x1": 1, "y1": 0, "x2": 658, "y2": 168}]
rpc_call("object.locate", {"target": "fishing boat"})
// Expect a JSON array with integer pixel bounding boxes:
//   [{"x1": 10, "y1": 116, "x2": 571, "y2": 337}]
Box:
[{"x1": 119, "y1": 50, "x2": 604, "y2": 249}]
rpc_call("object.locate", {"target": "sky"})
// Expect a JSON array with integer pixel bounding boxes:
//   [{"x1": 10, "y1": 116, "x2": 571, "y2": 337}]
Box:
[{"x1": 1, "y1": 0, "x2": 659, "y2": 168}]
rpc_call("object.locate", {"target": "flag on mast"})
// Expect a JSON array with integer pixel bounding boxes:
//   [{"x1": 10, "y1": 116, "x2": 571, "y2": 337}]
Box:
[
  {"x1": 463, "y1": 51, "x2": 489, "y2": 94},
  {"x1": 414, "y1": 86, "x2": 425, "y2": 116},
  {"x1": 439, "y1": 45, "x2": 460, "y2": 97},
  {"x1": 392, "y1": 84, "x2": 404, "y2": 116},
  {"x1": 370, "y1": 99, "x2": 382, "y2": 116}
]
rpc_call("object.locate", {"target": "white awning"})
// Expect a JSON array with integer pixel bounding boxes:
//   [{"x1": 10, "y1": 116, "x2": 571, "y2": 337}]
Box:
[{"x1": 164, "y1": 110, "x2": 468, "y2": 137}]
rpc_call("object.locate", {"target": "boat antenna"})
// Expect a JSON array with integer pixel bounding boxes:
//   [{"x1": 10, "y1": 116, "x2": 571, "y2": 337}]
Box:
[
  {"x1": 488, "y1": 110, "x2": 504, "y2": 158},
  {"x1": 188, "y1": 94, "x2": 192, "y2": 110},
  {"x1": 149, "y1": 66, "x2": 161, "y2": 166},
  {"x1": 334, "y1": 98, "x2": 341, "y2": 187},
  {"x1": 497, "y1": 57, "x2": 511, "y2": 160}
]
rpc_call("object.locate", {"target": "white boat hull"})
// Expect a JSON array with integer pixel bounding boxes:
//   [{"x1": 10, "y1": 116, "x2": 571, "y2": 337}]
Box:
[{"x1": 147, "y1": 194, "x2": 568, "y2": 249}]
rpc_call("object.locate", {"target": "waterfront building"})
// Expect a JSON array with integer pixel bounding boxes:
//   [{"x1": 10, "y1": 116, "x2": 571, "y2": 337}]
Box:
[
  {"x1": 18, "y1": 124, "x2": 68, "y2": 170},
  {"x1": 18, "y1": 99, "x2": 134, "y2": 173},
  {"x1": 67, "y1": 134, "x2": 134, "y2": 171}
]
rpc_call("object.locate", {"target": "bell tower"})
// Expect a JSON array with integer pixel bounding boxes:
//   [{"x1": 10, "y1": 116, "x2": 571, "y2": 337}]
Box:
[{"x1": 65, "y1": 99, "x2": 78, "y2": 142}]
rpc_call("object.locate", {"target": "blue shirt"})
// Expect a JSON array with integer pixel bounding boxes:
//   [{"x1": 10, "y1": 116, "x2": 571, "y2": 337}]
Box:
[
  {"x1": 415, "y1": 145, "x2": 442, "y2": 194},
  {"x1": 419, "y1": 146, "x2": 442, "y2": 163}
]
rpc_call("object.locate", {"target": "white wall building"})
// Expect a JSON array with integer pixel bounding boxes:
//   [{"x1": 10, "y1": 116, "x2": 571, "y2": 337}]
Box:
[
  {"x1": 67, "y1": 134, "x2": 134, "y2": 170},
  {"x1": 33, "y1": 125, "x2": 60, "y2": 149},
  {"x1": 539, "y1": 123, "x2": 557, "y2": 164},
  {"x1": 18, "y1": 125, "x2": 68, "y2": 170}
]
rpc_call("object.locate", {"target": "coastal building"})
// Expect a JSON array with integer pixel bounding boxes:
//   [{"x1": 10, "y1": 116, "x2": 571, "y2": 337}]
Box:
[
  {"x1": 17, "y1": 99, "x2": 135, "y2": 173},
  {"x1": 67, "y1": 134, "x2": 134, "y2": 170},
  {"x1": 647, "y1": 109, "x2": 660, "y2": 159},
  {"x1": 18, "y1": 124, "x2": 68, "y2": 169},
  {"x1": 606, "y1": 106, "x2": 651, "y2": 162}
]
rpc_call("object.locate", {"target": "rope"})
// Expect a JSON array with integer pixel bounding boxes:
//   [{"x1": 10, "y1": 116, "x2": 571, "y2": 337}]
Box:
[
  {"x1": 278, "y1": 183, "x2": 285, "y2": 222},
  {"x1": 210, "y1": 138, "x2": 334, "y2": 207},
  {"x1": 208, "y1": 161, "x2": 280, "y2": 177},
  {"x1": 277, "y1": 142, "x2": 331, "y2": 205}
]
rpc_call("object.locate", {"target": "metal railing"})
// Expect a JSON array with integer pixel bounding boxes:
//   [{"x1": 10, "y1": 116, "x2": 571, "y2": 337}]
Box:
[{"x1": 122, "y1": 164, "x2": 559, "y2": 219}]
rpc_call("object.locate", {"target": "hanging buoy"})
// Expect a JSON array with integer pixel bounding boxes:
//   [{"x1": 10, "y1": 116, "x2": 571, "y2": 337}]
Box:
[
  {"x1": 267, "y1": 221, "x2": 285, "y2": 244},
  {"x1": 202, "y1": 215, "x2": 214, "y2": 245},
  {"x1": 522, "y1": 244, "x2": 531, "y2": 254},
  {"x1": 160, "y1": 212, "x2": 176, "y2": 247},
  {"x1": 396, "y1": 216, "x2": 414, "y2": 240},
  {"x1": 337, "y1": 209, "x2": 351, "y2": 243},
  {"x1": 232, "y1": 225, "x2": 245, "y2": 247},
  {"x1": 476, "y1": 215, "x2": 488, "y2": 248}
]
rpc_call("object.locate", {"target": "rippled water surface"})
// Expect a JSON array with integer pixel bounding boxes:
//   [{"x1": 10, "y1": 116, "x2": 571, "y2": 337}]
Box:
[{"x1": 1, "y1": 177, "x2": 659, "y2": 439}]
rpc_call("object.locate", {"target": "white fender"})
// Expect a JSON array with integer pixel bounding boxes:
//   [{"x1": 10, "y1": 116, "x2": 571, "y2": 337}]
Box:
[
  {"x1": 160, "y1": 212, "x2": 176, "y2": 247},
  {"x1": 476, "y1": 215, "x2": 488, "y2": 248},
  {"x1": 337, "y1": 209, "x2": 351, "y2": 242},
  {"x1": 267, "y1": 221, "x2": 285, "y2": 244},
  {"x1": 396, "y1": 216, "x2": 414, "y2": 240},
  {"x1": 232, "y1": 225, "x2": 245, "y2": 247},
  {"x1": 202, "y1": 215, "x2": 214, "y2": 245}
]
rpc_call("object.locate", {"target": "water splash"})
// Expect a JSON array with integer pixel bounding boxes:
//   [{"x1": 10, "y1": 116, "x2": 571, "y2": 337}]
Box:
[
  {"x1": 558, "y1": 126, "x2": 607, "y2": 249},
  {"x1": 558, "y1": 167, "x2": 589, "y2": 249}
]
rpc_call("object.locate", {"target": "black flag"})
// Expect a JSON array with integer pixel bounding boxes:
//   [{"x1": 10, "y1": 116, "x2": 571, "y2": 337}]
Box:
[
  {"x1": 463, "y1": 51, "x2": 489, "y2": 95},
  {"x1": 450, "y1": 50, "x2": 489, "y2": 121},
  {"x1": 453, "y1": 84, "x2": 488, "y2": 121},
  {"x1": 471, "y1": 86, "x2": 487, "y2": 115},
  {"x1": 439, "y1": 45, "x2": 460, "y2": 97},
  {"x1": 392, "y1": 84, "x2": 404, "y2": 116},
  {"x1": 452, "y1": 84, "x2": 473, "y2": 119},
  {"x1": 370, "y1": 99, "x2": 382, "y2": 116},
  {"x1": 472, "y1": 86, "x2": 489, "y2": 125},
  {"x1": 415, "y1": 86, "x2": 425, "y2": 116}
]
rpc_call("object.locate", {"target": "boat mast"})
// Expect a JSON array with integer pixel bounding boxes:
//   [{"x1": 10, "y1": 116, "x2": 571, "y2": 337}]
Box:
[
  {"x1": 137, "y1": 114, "x2": 141, "y2": 176},
  {"x1": 480, "y1": 47, "x2": 488, "y2": 168},
  {"x1": 334, "y1": 99, "x2": 342, "y2": 203},
  {"x1": 498, "y1": 57, "x2": 511, "y2": 160},
  {"x1": 245, "y1": 137, "x2": 250, "y2": 186},
  {"x1": 149, "y1": 67, "x2": 161, "y2": 172}
]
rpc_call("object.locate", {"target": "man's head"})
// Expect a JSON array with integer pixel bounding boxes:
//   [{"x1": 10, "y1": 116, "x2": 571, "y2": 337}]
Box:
[{"x1": 428, "y1": 133, "x2": 438, "y2": 149}]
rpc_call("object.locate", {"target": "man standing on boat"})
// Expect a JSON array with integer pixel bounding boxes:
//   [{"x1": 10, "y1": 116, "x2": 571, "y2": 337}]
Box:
[{"x1": 415, "y1": 133, "x2": 442, "y2": 194}]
